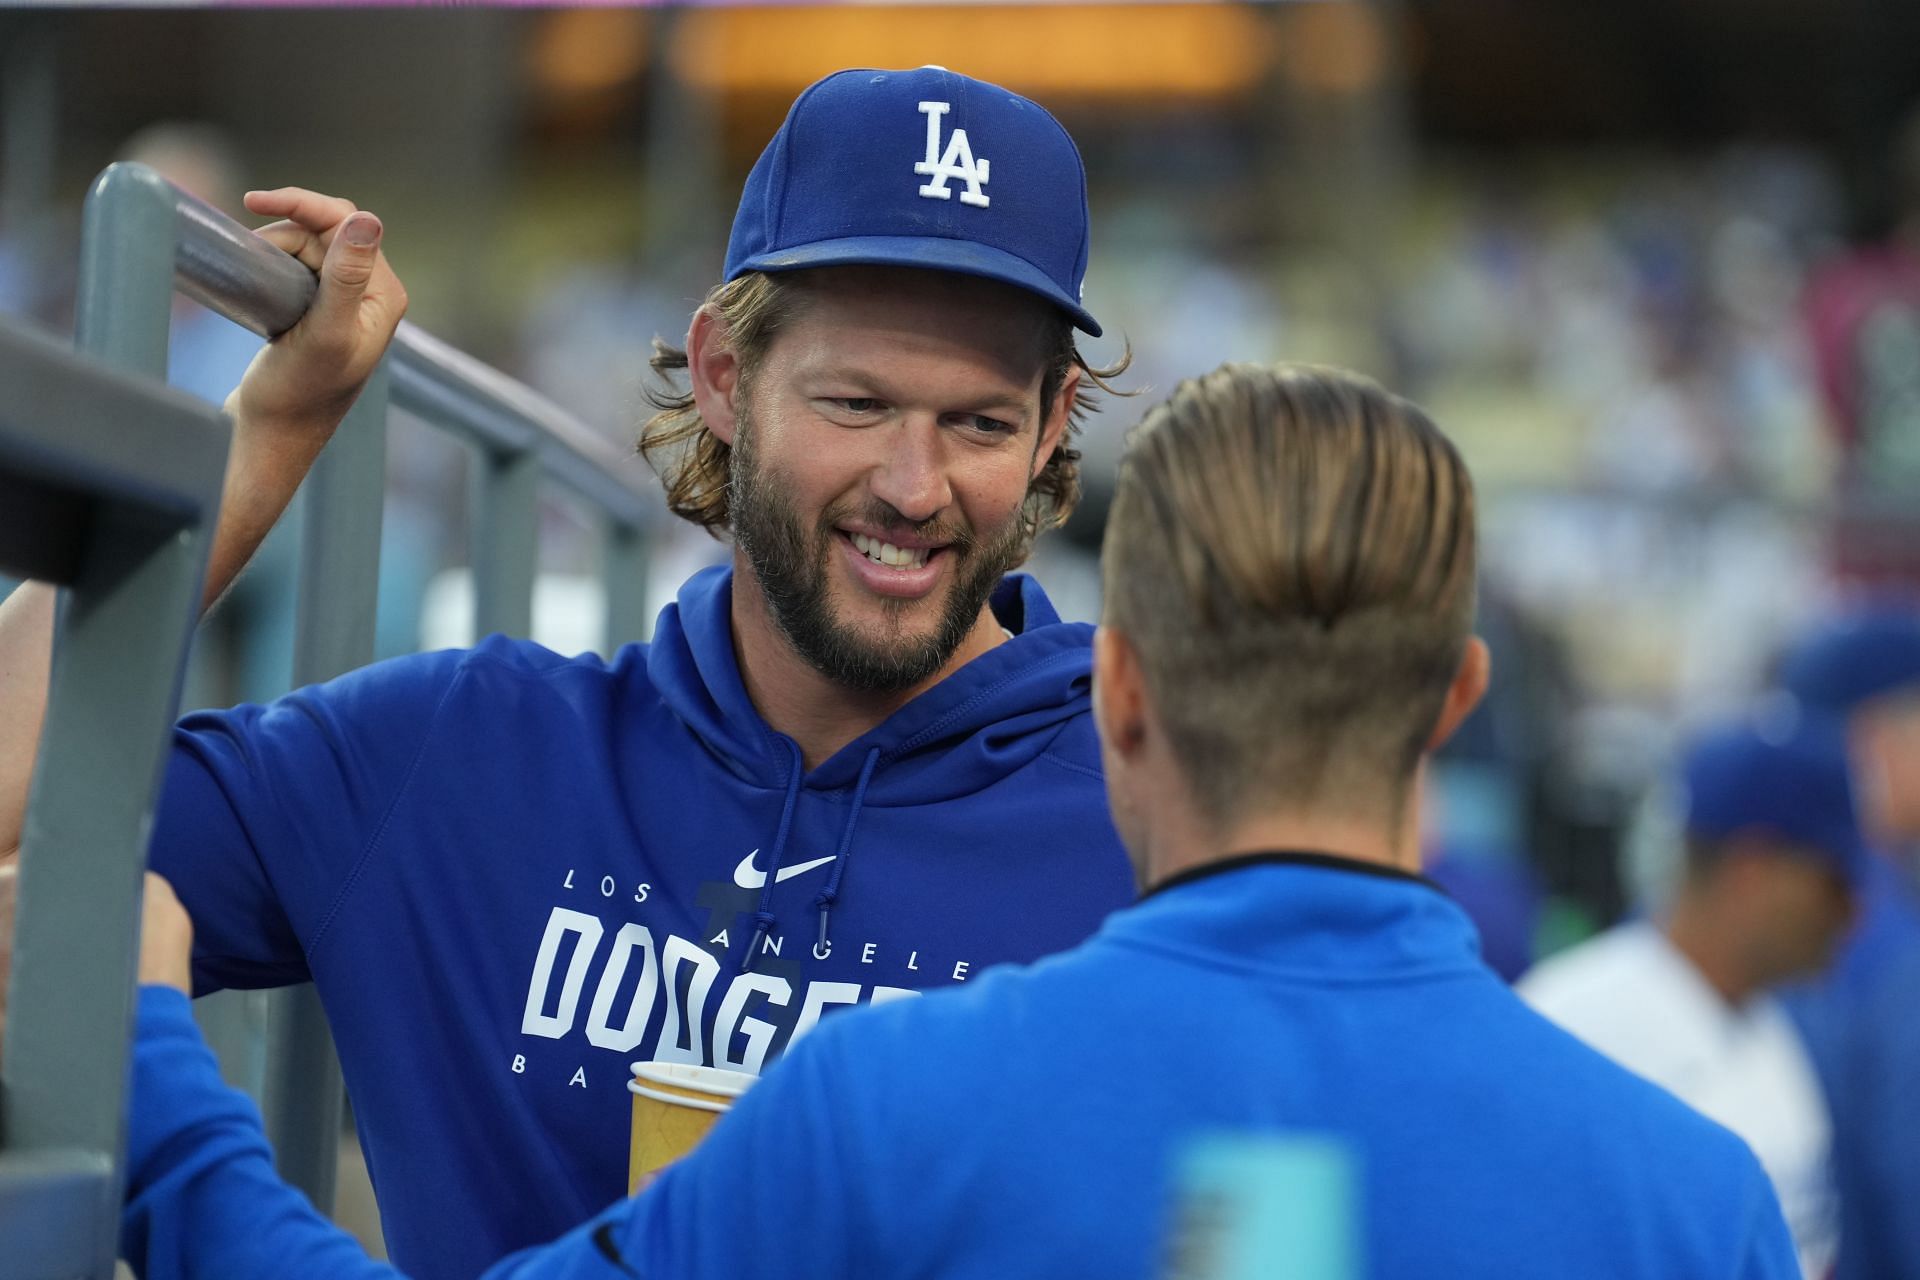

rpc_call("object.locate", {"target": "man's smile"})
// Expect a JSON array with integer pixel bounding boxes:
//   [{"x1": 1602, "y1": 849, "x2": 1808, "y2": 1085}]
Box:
[{"x1": 834, "y1": 527, "x2": 951, "y2": 599}]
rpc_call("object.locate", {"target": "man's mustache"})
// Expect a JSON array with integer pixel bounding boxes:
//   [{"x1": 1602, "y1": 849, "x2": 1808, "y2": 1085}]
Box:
[{"x1": 822, "y1": 499, "x2": 978, "y2": 555}]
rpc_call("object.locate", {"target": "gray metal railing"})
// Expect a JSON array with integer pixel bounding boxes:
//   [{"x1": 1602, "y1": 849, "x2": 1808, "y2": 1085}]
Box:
[
  {"x1": 0, "y1": 316, "x2": 229, "y2": 1280},
  {"x1": 2, "y1": 160, "x2": 659, "y2": 1272}
]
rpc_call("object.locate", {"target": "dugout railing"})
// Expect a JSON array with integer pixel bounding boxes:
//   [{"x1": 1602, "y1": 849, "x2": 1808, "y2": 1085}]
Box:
[
  {"x1": 0, "y1": 161, "x2": 658, "y2": 1275},
  {"x1": 0, "y1": 314, "x2": 228, "y2": 1280}
]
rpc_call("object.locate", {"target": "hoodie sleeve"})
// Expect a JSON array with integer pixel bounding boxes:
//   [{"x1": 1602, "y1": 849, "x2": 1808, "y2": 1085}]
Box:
[
  {"x1": 151, "y1": 648, "x2": 469, "y2": 994},
  {"x1": 123, "y1": 986, "x2": 637, "y2": 1280},
  {"x1": 122, "y1": 985, "x2": 405, "y2": 1280}
]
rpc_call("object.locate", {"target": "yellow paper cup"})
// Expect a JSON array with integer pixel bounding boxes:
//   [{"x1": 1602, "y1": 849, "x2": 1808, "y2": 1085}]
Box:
[{"x1": 627, "y1": 1060, "x2": 757, "y2": 1194}]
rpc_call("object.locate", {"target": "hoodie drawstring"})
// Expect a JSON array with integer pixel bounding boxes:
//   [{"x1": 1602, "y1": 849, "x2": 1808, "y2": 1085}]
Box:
[
  {"x1": 816, "y1": 747, "x2": 881, "y2": 955},
  {"x1": 742, "y1": 736, "x2": 805, "y2": 974}
]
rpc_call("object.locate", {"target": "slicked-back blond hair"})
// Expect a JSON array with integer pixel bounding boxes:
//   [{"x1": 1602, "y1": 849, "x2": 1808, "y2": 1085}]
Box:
[{"x1": 1102, "y1": 363, "x2": 1477, "y2": 828}]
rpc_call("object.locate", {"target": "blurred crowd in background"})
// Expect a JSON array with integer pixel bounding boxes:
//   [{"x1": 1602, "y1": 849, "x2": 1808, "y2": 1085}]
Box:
[{"x1": 3, "y1": 3, "x2": 1918, "y2": 1276}]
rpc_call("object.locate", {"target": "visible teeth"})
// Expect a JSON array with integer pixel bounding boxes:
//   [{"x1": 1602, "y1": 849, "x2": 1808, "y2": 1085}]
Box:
[{"x1": 850, "y1": 533, "x2": 930, "y2": 569}]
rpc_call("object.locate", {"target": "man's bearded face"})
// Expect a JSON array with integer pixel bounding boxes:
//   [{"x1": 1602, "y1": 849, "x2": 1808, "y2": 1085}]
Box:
[{"x1": 730, "y1": 401, "x2": 1030, "y2": 693}]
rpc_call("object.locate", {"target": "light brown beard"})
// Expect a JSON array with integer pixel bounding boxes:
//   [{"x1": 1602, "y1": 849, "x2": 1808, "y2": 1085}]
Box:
[{"x1": 729, "y1": 412, "x2": 1027, "y2": 693}]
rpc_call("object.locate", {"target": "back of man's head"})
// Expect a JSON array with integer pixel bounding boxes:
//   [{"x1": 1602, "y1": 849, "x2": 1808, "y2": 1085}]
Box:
[{"x1": 1101, "y1": 363, "x2": 1477, "y2": 830}]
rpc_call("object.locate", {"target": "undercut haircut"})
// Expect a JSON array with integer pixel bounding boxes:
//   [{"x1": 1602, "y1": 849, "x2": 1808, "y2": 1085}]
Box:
[{"x1": 1102, "y1": 363, "x2": 1478, "y2": 829}]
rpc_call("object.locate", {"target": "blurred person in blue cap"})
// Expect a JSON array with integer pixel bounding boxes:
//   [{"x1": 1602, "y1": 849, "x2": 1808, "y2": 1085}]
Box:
[
  {"x1": 1779, "y1": 606, "x2": 1920, "y2": 990},
  {"x1": 1522, "y1": 714, "x2": 1862, "y2": 1278},
  {"x1": 1775, "y1": 606, "x2": 1920, "y2": 1280},
  {"x1": 0, "y1": 67, "x2": 1135, "y2": 1279}
]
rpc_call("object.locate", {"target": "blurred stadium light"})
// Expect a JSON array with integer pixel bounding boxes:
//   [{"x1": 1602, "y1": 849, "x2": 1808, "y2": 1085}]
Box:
[{"x1": 669, "y1": 4, "x2": 1283, "y2": 99}]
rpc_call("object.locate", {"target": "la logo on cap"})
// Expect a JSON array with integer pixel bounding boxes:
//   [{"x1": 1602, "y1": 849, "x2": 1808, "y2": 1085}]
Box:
[{"x1": 915, "y1": 101, "x2": 990, "y2": 208}]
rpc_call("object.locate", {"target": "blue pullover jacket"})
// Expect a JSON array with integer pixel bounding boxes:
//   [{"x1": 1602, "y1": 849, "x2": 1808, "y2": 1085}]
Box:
[
  {"x1": 1780, "y1": 851, "x2": 1920, "y2": 1278},
  {"x1": 144, "y1": 565, "x2": 1133, "y2": 1278},
  {"x1": 122, "y1": 857, "x2": 1796, "y2": 1280}
]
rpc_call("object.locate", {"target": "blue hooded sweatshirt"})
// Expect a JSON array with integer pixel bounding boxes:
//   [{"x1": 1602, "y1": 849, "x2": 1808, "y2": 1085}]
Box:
[
  {"x1": 146, "y1": 565, "x2": 1133, "y2": 1279},
  {"x1": 121, "y1": 858, "x2": 1796, "y2": 1280}
]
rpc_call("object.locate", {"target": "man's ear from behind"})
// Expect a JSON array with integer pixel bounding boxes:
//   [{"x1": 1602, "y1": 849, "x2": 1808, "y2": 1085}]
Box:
[
  {"x1": 1093, "y1": 625, "x2": 1149, "y2": 761},
  {"x1": 1093, "y1": 624, "x2": 1156, "y2": 877},
  {"x1": 1425, "y1": 635, "x2": 1492, "y2": 754}
]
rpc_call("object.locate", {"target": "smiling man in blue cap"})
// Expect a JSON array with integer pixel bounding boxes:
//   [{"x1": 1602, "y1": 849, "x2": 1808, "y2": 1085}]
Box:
[{"x1": 0, "y1": 66, "x2": 1134, "y2": 1280}]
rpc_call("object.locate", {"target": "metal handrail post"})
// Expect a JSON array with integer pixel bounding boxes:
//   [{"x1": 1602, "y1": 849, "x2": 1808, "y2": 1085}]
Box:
[
  {"x1": 75, "y1": 162, "x2": 176, "y2": 378},
  {"x1": 473, "y1": 448, "x2": 541, "y2": 640},
  {"x1": 253, "y1": 359, "x2": 392, "y2": 1213},
  {"x1": 10, "y1": 161, "x2": 205, "y2": 1279},
  {"x1": 0, "y1": 314, "x2": 228, "y2": 1278},
  {"x1": 604, "y1": 520, "x2": 652, "y2": 654},
  {"x1": 25, "y1": 161, "x2": 662, "y2": 1253}
]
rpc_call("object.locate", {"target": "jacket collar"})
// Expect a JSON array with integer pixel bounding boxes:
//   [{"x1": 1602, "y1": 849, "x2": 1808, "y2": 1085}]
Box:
[{"x1": 1104, "y1": 853, "x2": 1485, "y2": 979}]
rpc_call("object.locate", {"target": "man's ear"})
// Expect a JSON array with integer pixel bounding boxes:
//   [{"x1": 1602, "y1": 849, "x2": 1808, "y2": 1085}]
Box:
[
  {"x1": 1031, "y1": 364, "x2": 1081, "y2": 482},
  {"x1": 687, "y1": 306, "x2": 742, "y2": 447},
  {"x1": 1427, "y1": 635, "x2": 1491, "y2": 752},
  {"x1": 1094, "y1": 625, "x2": 1149, "y2": 761}
]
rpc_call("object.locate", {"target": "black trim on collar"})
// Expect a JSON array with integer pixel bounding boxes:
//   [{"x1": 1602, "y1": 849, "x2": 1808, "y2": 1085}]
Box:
[{"x1": 1142, "y1": 850, "x2": 1445, "y2": 901}]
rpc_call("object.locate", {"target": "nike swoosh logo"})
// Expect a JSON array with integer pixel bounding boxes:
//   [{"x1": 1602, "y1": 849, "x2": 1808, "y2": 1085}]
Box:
[{"x1": 732, "y1": 849, "x2": 838, "y2": 890}]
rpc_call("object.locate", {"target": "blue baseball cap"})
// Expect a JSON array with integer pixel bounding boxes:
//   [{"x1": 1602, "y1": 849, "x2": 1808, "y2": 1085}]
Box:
[
  {"x1": 1680, "y1": 714, "x2": 1867, "y2": 887},
  {"x1": 724, "y1": 66, "x2": 1102, "y2": 336},
  {"x1": 1780, "y1": 606, "x2": 1920, "y2": 715}
]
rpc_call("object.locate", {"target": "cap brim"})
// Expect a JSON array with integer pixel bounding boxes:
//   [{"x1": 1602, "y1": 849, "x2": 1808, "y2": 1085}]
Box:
[{"x1": 733, "y1": 235, "x2": 1102, "y2": 337}]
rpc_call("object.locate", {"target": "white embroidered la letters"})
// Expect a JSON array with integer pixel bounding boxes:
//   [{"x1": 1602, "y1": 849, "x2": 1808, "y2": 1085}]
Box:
[{"x1": 915, "y1": 101, "x2": 990, "y2": 208}]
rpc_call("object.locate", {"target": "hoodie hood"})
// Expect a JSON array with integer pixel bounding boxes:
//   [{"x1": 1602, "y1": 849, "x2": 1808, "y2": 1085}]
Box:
[{"x1": 646, "y1": 564, "x2": 1096, "y2": 806}]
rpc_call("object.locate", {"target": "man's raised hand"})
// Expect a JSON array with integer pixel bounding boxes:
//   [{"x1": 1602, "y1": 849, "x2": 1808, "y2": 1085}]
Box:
[{"x1": 230, "y1": 186, "x2": 408, "y2": 440}]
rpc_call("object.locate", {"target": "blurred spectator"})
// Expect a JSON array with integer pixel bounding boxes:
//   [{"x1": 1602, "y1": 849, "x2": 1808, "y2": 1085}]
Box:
[
  {"x1": 1776, "y1": 606, "x2": 1920, "y2": 1280},
  {"x1": 122, "y1": 124, "x2": 268, "y2": 407},
  {"x1": 1520, "y1": 715, "x2": 1860, "y2": 1279},
  {"x1": 1804, "y1": 110, "x2": 1920, "y2": 497},
  {"x1": 1779, "y1": 608, "x2": 1920, "y2": 987}
]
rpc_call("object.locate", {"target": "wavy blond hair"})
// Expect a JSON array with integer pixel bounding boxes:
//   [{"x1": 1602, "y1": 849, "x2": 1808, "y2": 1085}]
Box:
[{"x1": 640, "y1": 271, "x2": 1130, "y2": 544}]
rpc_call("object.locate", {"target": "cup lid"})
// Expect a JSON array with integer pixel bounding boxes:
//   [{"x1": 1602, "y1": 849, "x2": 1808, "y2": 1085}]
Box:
[{"x1": 628, "y1": 1060, "x2": 757, "y2": 1099}]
